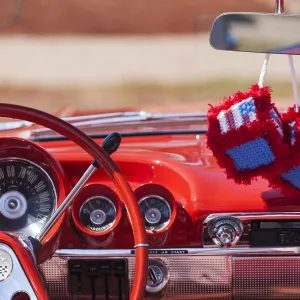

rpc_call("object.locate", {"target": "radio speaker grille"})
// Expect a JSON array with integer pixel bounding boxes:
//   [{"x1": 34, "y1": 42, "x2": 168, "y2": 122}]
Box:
[
  {"x1": 39, "y1": 255, "x2": 231, "y2": 300},
  {"x1": 232, "y1": 256, "x2": 300, "y2": 299}
]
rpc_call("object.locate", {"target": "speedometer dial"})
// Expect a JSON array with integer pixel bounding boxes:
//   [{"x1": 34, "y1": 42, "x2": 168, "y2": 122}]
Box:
[{"x1": 0, "y1": 159, "x2": 56, "y2": 238}]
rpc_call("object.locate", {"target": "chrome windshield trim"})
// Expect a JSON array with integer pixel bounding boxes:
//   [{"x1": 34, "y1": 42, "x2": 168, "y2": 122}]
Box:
[
  {"x1": 31, "y1": 112, "x2": 207, "y2": 136},
  {"x1": 54, "y1": 246, "x2": 300, "y2": 258},
  {"x1": 62, "y1": 111, "x2": 147, "y2": 122},
  {"x1": 62, "y1": 111, "x2": 207, "y2": 123},
  {"x1": 0, "y1": 111, "x2": 207, "y2": 135}
]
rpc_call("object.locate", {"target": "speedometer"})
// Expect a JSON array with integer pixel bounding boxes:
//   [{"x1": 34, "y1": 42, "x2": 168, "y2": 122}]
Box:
[{"x1": 0, "y1": 158, "x2": 56, "y2": 238}]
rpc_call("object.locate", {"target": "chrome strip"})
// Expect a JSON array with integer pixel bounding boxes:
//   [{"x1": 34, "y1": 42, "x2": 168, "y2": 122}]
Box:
[
  {"x1": 203, "y1": 212, "x2": 300, "y2": 224},
  {"x1": 54, "y1": 246, "x2": 300, "y2": 258},
  {"x1": 275, "y1": 0, "x2": 284, "y2": 14},
  {"x1": 134, "y1": 243, "x2": 149, "y2": 248},
  {"x1": 32, "y1": 112, "x2": 207, "y2": 137}
]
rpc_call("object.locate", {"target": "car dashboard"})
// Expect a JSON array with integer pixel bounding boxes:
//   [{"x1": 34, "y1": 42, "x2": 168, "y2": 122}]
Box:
[{"x1": 1, "y1": 134, "x2": 300, "y2": 299}]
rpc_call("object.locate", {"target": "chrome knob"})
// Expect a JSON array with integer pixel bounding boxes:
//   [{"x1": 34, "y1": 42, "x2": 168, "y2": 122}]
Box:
[
  {"x1": 207, "y1": 216, "x2": 243, "y2": 247},
  {"x1": 147, "y1": 265, "x2": 164, "y2": 287},
  {"x1": 216, "y1": 225, "x2": 236, "y2": 246}
]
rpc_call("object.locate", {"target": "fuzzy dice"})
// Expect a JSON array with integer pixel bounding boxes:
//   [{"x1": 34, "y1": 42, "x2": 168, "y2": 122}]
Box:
[
  {"x1": 206, "y1": 84, "x2": 286, "y2": 185},
  {"x1": 266, "y1": 107, "x2": 300, "y2": 197}
]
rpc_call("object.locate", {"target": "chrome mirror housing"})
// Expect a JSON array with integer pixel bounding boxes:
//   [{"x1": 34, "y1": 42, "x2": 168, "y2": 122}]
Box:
[{"x1": 209, "y1": 12, "x2": 300, "y2": 55}]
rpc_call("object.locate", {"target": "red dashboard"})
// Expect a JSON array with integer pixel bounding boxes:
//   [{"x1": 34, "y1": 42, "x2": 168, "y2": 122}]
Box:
[
  {"x1": 2, "y1": 131, "x2": 298, "y2": 256},
  {"x1": 2, "y1": 131, "x2": 300, "y2": 299}
]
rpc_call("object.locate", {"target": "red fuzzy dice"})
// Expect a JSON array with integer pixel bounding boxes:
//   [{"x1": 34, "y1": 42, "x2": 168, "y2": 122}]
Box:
[
  {"x1": 266, "y1": 107, "x2": 300, "y2": 197},
  {"x1": 206, "y1": 84, "x2": 287, "y2": 185}
]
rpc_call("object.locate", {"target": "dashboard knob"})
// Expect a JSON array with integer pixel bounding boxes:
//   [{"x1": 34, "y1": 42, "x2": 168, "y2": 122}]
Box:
[
  {"x1": 215, "y1": 225, "x2": 236, "y2": 246},
  {"x1": 146, "y1": 260, "x2": 168, "y2": 294},
  {"x1": 207, "y1": 216, "x2": 243, "y2": 247}
]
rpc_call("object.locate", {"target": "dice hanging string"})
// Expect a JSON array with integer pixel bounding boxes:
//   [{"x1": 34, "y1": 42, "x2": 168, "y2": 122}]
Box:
[
  {"x1": 258, "y1": 54, "x2": 271, "y2": 88},
  {"x1": 288, "y1": 55, "x2": 299, "y2": 112}
]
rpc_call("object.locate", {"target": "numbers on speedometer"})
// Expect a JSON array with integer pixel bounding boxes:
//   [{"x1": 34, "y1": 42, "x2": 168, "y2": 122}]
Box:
[{"x1": 0, "y1": 159, "x2": 57, "y2": 238}]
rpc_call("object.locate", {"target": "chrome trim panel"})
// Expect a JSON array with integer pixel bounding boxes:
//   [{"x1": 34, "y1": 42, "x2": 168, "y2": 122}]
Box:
[
  {"x1": 203, "y1": 212, "x2": 300, "y2": 247},
  {"x1": 39, "y1": 248, "x2": 300, "y2": 299},
  {"x1": 54, "y1": 246, "x2": 300, "y2": 257},
  {"x1": 39, "y1": 252, "x2": 231, "y2": 300},
  {"x1": 0, "y1": 248, "x2": 13, "y2": 281},
  {"x1": 204, "y1": 212, "x2": 300, "y2": 224},
  {"x1": 0, "y1": 243, "x2": 38, "y2": 300}
]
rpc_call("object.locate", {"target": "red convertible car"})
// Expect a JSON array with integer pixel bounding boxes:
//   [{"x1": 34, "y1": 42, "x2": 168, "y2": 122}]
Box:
[{"x1": 2, "y1": 0, "x2": 300, "y2": 299}]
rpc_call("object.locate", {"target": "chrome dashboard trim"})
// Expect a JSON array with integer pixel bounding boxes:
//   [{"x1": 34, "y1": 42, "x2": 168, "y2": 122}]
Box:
[
  {"x1": 0, "y1": 243, "x2": 38, "y2": 300},
  {"x1": 134, "y1": 243, "x2": 149, "y2": 248},
  {"x1": 40, "y1": 250, "x2": 232, "y2": 300},
  {"x1": 202, "y1": 212, "x2": 300, "y2": 246},
  {"x1": 203, "y1": 212, "x2": 300, "y2": 224},
  {"x1": 54, "y1": 246, "x2": 300, "y2": 257}
]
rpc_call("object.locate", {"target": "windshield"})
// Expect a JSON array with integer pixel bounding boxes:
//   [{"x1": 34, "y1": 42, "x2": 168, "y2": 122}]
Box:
[{"x1": 0, "y1": 1, "x2": 298, "y2": 121}]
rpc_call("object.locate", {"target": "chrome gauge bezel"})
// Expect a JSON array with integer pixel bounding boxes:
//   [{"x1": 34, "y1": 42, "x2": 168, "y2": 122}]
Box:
[
  {"x1": 138, "y1": 195, "x2": 172, "y2": 232},
  {"x1": 79, "y1": 196, "x2": 117, "y2": 233},
  {"x1": 0, "y1": 157, "x2": 57, "y2": 238},
  {"x1": 0, "y1": 157, "x2": 58, "y2": 208}
]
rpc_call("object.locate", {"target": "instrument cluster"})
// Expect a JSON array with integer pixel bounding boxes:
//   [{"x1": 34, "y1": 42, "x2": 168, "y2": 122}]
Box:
[
  {"x1": 0, "y1": 138, "x2": 180, "y2": 248},
  {"x1": 71, "y1": 183, "x2": 177, "y2": 240}
]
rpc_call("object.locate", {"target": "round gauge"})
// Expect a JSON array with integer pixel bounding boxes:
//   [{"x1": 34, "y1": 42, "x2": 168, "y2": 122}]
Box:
[
  {"x1": 0, "y1": 159, "x2": 57, "y2": 238},
  {"x1": 139, "y1": 196, "x2": 171, "y2": 231},
  {"x1": 79, "y1": 196, "x2": 117, "y2": 232}
]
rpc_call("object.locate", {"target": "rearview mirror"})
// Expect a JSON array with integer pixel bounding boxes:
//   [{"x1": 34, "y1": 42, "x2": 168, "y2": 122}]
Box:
[{"x1": 210, "y1": 13, "x2": 300, "y2": 55}]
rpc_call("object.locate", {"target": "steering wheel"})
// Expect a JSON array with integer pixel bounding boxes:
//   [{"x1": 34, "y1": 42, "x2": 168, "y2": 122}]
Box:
[{"x1": 0, "y1": 103, "x2": 148, "y2": 300}]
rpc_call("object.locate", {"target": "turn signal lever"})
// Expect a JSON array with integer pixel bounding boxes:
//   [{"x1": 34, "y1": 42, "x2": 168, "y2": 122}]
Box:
[{"x1": 28, "y1": 132, "x2": 122, "y2": 254}]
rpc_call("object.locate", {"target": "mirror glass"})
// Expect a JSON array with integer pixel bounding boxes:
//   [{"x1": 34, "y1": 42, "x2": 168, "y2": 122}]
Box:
[{"x1": 210, "y1": 13, "x2": 300, "y2": 55}]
